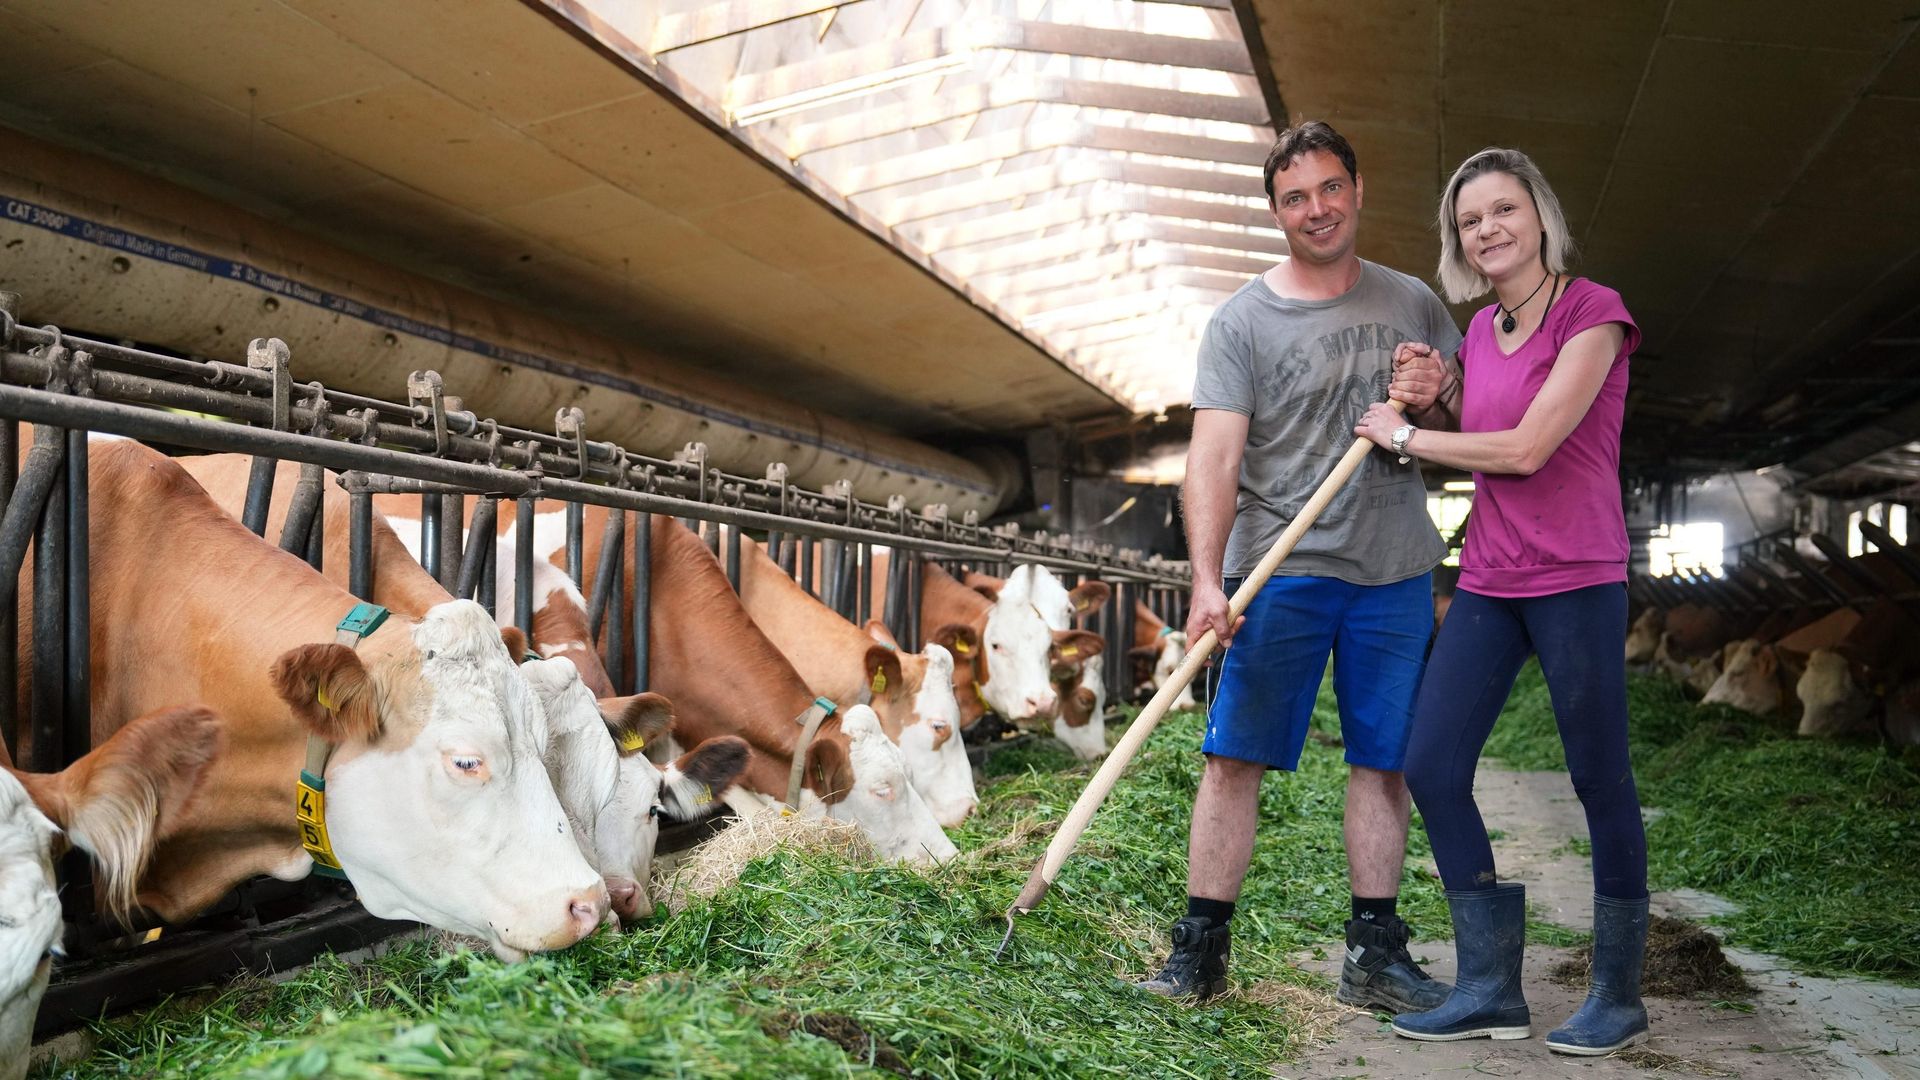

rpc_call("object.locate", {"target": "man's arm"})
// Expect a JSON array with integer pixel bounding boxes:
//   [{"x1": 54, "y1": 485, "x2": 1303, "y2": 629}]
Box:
[
  {"x1": 1407, "y1": 352, "x2": 1464, "y2": 432},
  {"x1": 1182, "y1": 408, "x2": 1250, "y2": 647},
  {"x1": 1391, "y1": 344, "x2": 1464, "y2": 432}
]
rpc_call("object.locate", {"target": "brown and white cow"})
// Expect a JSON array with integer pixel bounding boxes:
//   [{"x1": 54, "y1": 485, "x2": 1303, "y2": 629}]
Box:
[
  {"x1": 734, "y1": 536, "x2": 977, "y2": 826},
  {"x1": 2, "y1": 705, "x2": 221, "y2": 1077},
  {"x1": 1125, "y1": 601, "x2": 1198, "y2": 710},
  {"x1": 1701, "y1": 608, "x2": 1861, "y2": 718},
  {"x1": 175, "y1": 456, "x2": 746, "y2": 924},
  {"x1": 1793, "y1": 600, "x2": 1920, "y2": 743},
  {"x1": 20, "y1": 442, "x2": 607, "y2": 959},
  {"x1": 963, "y1": 570, "x2": 1110, "y2": 759},
  {"x1": 578, "y1": 512, "x2": 957, "y2": 863}
]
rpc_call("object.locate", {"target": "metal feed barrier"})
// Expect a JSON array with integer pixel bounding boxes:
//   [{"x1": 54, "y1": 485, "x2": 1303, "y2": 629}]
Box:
[{"x1": 0, "y1": 295, "x2": 1190, "y2": 1035}]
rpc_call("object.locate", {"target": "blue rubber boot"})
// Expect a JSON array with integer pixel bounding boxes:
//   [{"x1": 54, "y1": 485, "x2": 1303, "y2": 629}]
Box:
[
  {"x1": 1546, "y1": 894, "x2": 1650, "y2": 1055},
  {"x1": 1391, "y1": 883, "x2": 1530, "y2": 1042}
]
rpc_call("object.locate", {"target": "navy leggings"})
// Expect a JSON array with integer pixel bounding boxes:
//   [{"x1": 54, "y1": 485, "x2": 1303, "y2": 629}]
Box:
[{"x1": 1405, "y1": 584, "x2": 1647, "y2": 900}]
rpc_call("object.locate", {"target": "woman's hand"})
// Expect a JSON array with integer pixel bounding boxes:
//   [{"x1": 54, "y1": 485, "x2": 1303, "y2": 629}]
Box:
[
  {"x1": 1389, "y1": 343, "x2": 1445, "y2": 410},
  {"x1": 1355, "y1": 402, "x2": 1407, "y2": 450}
]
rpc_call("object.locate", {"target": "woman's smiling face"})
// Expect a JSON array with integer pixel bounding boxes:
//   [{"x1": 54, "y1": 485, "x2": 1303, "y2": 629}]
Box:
[{"x1": 1454, "y1": 171, "x2": 1542, "y2": 282}]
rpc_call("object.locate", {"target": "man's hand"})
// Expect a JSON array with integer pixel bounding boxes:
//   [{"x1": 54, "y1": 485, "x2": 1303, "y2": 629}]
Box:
[
  {"x1": 1185, "y1": 581, "x2": 1245, "y2": 651},
  {"x1": 1388, "y1": 342, "x2": 1445, "y2": 411}
]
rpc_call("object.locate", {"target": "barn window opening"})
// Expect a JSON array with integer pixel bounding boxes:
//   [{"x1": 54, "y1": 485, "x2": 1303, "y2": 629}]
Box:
[
  {"x1": 1648, "y1": 521, "x2": 1723, "y2": 578},
  {"x1": 1426, "y1": 492, "x2": 1471, "y2": 567},
  {"x1": 1847, "y1": 503, "x2": 1907, "y2": 556}
]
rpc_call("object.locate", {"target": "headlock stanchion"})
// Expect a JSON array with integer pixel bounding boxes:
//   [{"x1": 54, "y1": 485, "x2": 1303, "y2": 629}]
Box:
[{"x1": 0, "y1": 301, "x2": 1189, "y2": 1036}]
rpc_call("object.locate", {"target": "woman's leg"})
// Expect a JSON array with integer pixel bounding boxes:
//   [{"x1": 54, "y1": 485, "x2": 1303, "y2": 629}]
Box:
[
  {"x1": 1520, "y1": 584, "x2": 1646, "y2": 900},
  {"x1": 1403, "y1": 589, "x2": 1534, "y2": 893}
]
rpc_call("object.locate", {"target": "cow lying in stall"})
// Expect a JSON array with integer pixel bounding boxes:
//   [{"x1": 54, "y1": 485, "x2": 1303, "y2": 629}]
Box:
[
  {"x1": 2, "y1": 707, "x2": 221, "y2": 1077},
  {"x1": 19, "y1": 442, "x2": 608, "y2": 959},
  {"x1": 175, "y1": 456, "x2": 750, "y2": 925}
]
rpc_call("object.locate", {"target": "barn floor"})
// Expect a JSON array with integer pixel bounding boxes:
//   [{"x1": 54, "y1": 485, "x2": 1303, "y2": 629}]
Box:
[{"x1": 1285, "y1": 767, "x2": 1920, "y2": 1079}]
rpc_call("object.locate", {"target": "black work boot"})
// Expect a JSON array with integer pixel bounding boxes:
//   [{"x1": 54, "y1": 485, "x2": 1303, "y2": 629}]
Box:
[
  {"x1": 1339, "y1": 914, "x2": 1452, "y2": 1013},
  {"x1": 1138, "y1": 916, "x2": 1231, "y2": 1001}
]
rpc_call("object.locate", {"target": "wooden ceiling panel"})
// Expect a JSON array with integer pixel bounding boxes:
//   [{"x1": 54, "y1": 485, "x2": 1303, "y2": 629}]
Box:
[
  {"x1": 523, "y1": 92, "x2": 796, "y2": 216},
  {"x1": 1663, "y1": 0, "x2": 1915, "y2": 52},
  {"x1": 0, "y1": 7, "x2": 105, "y2": 95},
  {"x1": 1440, "y1": 1, "x2": 1661, "y2": 128}
]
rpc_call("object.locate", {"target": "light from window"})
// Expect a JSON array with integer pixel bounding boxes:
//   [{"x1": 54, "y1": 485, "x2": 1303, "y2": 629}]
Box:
[{"x1": 1649, "y1": 521, "x2": 1724, "y2": 577}]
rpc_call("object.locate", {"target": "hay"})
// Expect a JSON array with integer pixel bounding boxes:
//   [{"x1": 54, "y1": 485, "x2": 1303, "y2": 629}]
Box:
[
  {"x1": 652, "y1": 806, "x2": 872, "y2": 913},
  {"x1": 1233, "y1": 980, "x2": 1345, "y2": 1045},
  {"x1": 1549, "y1": 915, "x2": 1755, "y2": 999}
]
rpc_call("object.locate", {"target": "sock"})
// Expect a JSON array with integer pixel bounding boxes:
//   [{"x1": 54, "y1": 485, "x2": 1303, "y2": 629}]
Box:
[
  {"x1": 1186, "y1": 896, "x2": 1236, "y2": 926},
  {"x1": 1349, "y1": 895, "x2": 1398, "y2": 939}
]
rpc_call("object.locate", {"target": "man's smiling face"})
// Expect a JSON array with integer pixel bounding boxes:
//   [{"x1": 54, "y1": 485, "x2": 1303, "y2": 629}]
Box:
[{"x1": 1270, "y1": 148, "x2": 1364, "y2": 267}]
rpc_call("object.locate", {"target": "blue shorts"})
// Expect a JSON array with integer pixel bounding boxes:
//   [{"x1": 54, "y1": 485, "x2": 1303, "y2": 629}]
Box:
[{"x1": 1204, "y1": 573, "x2": 1432, "y2": 772}]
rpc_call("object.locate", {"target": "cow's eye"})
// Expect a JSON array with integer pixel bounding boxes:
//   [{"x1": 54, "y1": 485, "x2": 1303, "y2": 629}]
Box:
[
  {"x1": 451, "y1": 756, "x2": 483, "y2": 774},
  {"x1": 930, "y1": 720, "x2": 950, "y2": 734},
  {"x1": 648, "y1": 803, "x2": 666, "y2": 821},
  {"x1": 870, "y1": 784, "x2": 895, "y2": 801}
]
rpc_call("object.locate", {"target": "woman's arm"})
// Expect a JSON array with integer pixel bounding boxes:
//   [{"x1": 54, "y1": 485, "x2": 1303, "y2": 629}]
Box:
[{"x1": 1356, "y1": 323, "x2": 1626, "y2": 476}]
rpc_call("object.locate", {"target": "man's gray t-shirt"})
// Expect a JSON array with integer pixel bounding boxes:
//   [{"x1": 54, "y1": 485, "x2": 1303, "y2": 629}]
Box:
[{"x1": 1191, "y1": 260, "x2": 1464, "y2": 585}]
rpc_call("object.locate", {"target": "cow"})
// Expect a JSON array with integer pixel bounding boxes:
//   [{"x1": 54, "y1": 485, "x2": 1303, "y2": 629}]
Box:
[
  {"x1": 576, "y1": 511, "x2": 958, "y2": 863},
  {"x1": 960, "y1": 569, "x2": 1111, "y2": 758},
  {"x1": 1792, "y1": 600, "x2": 1920, "y2": 744},
  {"x1": 517, "y1": 658, "x2": 749, "y2": 922},
  {"x1": 2, "y1": 705, "x2": 221, "y2": 1078},
  {"x1": 1701, "y1": 608, "x2": 1861, "y2": 718},
  {"x1": 19, "y1": 442, "x2": 608, "y2": 959},
  {"x1": 732, "y1": 536, "x2": 977, "y2": 826},
  {"x1": 1126, "y1": 602, "x2": 1199, "y2": 710},
  {"x1": 173, "y1": 455, "x2": 751, "y2": 924},
  {"x1": 1625, "y1": 608, "x2": 1662, "y2": 666}
]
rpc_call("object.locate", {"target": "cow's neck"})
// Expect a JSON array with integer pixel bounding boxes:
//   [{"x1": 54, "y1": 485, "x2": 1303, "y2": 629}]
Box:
[{"x1": 917, "y1": 560, "x2": 992, "y2": 635}]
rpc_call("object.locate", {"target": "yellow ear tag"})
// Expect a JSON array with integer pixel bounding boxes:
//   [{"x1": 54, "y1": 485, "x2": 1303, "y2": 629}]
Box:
[
  {"x1": 871, "y1": 670, "x2": 888, "y2": 694},
  {"x1": 316, "y1": 683, "x2": 336, "y2": 711},
  {"x1": 953, "y1": 640, "x2": 971, "y2": 655},
  {"x1": 617, "y1": 730, "x2": 646, "y2": 753},
  {"x1": 693, "y1": 784, "x2": 714, "y2": 807},
  {"x1": 1060, "y1": 645, "x2": 1079, "y2": 657}
]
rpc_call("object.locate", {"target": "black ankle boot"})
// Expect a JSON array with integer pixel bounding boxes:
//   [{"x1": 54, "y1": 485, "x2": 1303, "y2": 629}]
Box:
[
  {"x1": 1138, "y1": 916, "x2": 1230, "y2": 1001},
  {"x1": 1339, "y1": 915, "x2": 1453, "y2": 1013}
]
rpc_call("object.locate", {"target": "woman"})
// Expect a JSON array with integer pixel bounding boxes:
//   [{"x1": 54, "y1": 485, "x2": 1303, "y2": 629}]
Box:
[{"x1": 1354, "y1": 147, "x2": 1648, "y2": 1055}]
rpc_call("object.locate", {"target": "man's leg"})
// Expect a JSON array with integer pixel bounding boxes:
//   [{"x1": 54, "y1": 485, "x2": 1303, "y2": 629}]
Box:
[
  {"x1": 1346, "y1": 764, "x2": 1411, "y2": 900},
  {"x1": 1189, "y1": 754, "x2": 1269, "y2": 903}
]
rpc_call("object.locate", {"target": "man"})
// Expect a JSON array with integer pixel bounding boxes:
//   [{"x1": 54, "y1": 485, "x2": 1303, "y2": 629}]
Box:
[{"x1": 1140, "y1": 121, "x2": 1458, "y2": 1010}]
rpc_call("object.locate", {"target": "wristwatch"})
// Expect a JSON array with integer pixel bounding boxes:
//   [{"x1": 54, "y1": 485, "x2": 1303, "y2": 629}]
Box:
[{"x1": 1390, "y1": 424, "x2": 1416, "y2": 464}]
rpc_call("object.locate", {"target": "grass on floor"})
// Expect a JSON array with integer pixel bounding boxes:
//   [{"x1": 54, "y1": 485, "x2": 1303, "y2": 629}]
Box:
[
  {"x1": 1483, "y1": 661, "x2": 1920, "y2": 982},
  {"x1": 41, "y1": 681, "x2": 1446, "y2": 1080}
]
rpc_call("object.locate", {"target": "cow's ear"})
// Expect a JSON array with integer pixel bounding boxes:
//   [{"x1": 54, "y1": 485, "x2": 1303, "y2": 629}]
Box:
[
  {"x1": 1052, "y1": 629, "x2": 1106, "y2": 661},
  {"x1": 930, "y1": 623, "x2": 979, "y2": 663},
  {"x1": 805, "y1": 736, "x2": 853, "y2": 805},
  {"x1": 15, "y1": 704, "x2": 224, "y2": 924},
  {"x1": 1069, "y1": 581, "x2": 1112, "y2": 618},
  {"x1": 500, "y1": 626, "x2": 530, "y2": 662},
  {"x1": 864, "y1": 620, "x2": 902, "y2": 650},
  {"x1": 862, "y1": 645, "x2": 906, "y2": 704},
  {"x1": 970, "y1": 581, "x2": 1001, "y2": 603},
  {"x1": 1756, "y1": 647, "x2": 1777, "y2": 677},
  {"x1": 1062, "y1": 686, "x2": 1098, "y2": 728},
  {"x1": 601, "y1": 693, "x2": 675, "y2": 757},
  {"x1": 659, "y1": 736, "x2": 751, "y2": 820},
  {"x1": 272, "y1": 644, "x2": 381, "y2": 743}
]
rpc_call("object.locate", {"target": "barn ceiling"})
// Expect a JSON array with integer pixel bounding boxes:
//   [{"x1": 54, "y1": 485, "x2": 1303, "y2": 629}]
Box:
[{"x1": 1239, "y1": 0, "x2": 1920, "y2": 491}]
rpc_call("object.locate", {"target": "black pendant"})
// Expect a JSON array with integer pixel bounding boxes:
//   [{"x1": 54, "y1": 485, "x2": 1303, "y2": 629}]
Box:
[{"x1": 1501, "y1": 314, "x2": 1517, "y2": 333}]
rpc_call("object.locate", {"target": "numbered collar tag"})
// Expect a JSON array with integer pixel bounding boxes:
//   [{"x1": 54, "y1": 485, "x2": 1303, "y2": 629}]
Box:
[{"x1": 295, "y1": 770, "x2": 348, "y2": 880}]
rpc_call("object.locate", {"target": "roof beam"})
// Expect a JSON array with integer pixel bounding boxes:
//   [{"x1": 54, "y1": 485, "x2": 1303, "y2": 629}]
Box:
[
  {"x1": 945, "y1": 224, "x2": 1275, "y2": 277},
  {"x1": 650, "y1": 0, "x2": 863, "y2": 54},
  {"x1": 877, "y1": 159, "x2": 1264, "y2": 224},
  {"x1": 1025, "y1": 286, "x2": 1232, "y2": 332},
  {"x1": 910, "y1": 192, "x2": 1280, "y2": 250},
  {"x1": 786, "y1": 75, "x2": 1268, "y2": 156},
  {"x1": 840, "y1": 123, "x2": 1267, "y2": 193},
  {"x1": 1006, "y1": 266, "x2": 1250, "y2": 313}
]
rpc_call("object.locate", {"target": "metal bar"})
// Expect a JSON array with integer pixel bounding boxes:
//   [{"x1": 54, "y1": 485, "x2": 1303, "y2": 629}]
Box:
[
  {"x1": 1774, "y1": 543, "x2": 1854, "y2": 607},
  {"x1": 883, "y1": 549, "x2": 907, "y2": 644},
  {"x1": 565, "y1": 501, "x2": 584, "y2": 587},
  {"x1": 456, "y1": 497, "x2": 499, "y2": 601},
  {"x1": 633, "y1": 512, "x2": 652, "y2": 694},
  {"x1": 0, "y1": 417, "x2": 14, "y2": 762},
  {"x1": 820, "y1": 539, "x2": 843, "y2": 612},
  {"x1": 606, "y1": 513, "x2": 627, "y2": 694},
  {"x1": 305, "y1": 496, "x2": 324, "y2": 572},
  {"x1": 800, "y1": 535, "x2": 815, "y2": 595},
  {"x1": 241, "y1": 456, "x2": 276, "y2": 537},
  {"x1": 855, "y1": 542, "x2": 870, "y2": 625},
  {"x1": 1807, "y1": 533, "x2": 1885, "y2": 598},
  {"x1": 839, "y1": 542, "x2": 859, "y2": 622},
  {"x1": 1113, "y1": 580, "x2": 1135, "y2": 703},
  {"x1": 725, "y1": 521, "x2": 742, "y2": 592},
  {"x1": 477, "y1": 514, "x2": 498, "y2": 620},
  {"x1": 0, "y1": 385, "x2": 1185, "y2": 586},
  {"x1": 906, "y1": 552, "x2": 923, "y2": 650},
  {"x1": 1859, "y1": 520, "x2": 1920, "y2": 585},
  {"x1": 0, "y1": 433, "x2": 65, "y2": 591},
  {"x1": 437, "y1": 494, "x2": 464, "y2": 593},
  {"x1": 29, "y1": 425, "x2": 66, "y2": 773},
  {"x1": 279, "y1": 463, "x2": 324, "y2": 557},
  {"x1": 586, "y1": 508, "x2": 624, "y2": 642},
  {"x1": 349, "y1": 491, "x2": 374, "y2": 600},
  {"x1": 61, "y1": 427, "x2": 92, "y2": 925},
  {"x1": 514, "y1": 498, "x2": 534, "y2": 643},
  {"x1": 419, "y1": 492, "x2": 438, "y2": 581}
]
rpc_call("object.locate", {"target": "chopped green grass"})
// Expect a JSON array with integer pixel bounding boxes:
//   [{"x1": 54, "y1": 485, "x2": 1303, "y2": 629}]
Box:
[
  {"x1": 1483, "y1": 662, "x2": 1920, "y2": 982},
  {"x1": 40, "y1": 683, "x2": 1448, "y2": 1079}
]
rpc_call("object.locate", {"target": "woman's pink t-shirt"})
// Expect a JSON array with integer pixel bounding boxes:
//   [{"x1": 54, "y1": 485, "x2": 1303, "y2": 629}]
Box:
[{"x1": 1457, "y1": 278, "x2": 1641, "y2": 598}]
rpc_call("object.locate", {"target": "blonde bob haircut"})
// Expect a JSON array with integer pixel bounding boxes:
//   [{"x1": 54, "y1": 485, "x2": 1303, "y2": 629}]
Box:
[{"x1": 1436, "y1": 147, "x2": 1575, "y2": 304}]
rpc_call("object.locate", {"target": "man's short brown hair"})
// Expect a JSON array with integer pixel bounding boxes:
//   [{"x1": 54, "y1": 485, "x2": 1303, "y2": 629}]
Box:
[{"x1": 1262, "y1": 121, "x2": 1358, "y2": 204}]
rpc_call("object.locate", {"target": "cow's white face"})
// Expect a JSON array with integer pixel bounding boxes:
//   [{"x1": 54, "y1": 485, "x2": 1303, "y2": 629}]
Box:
[
  {"x1": 0, "y1": 770, "x2": 61, "y2": 1080},
  {"x1": 1797, "y1": 649, "x2": 1873, "y2": 737},
  {"x1": 979, "y1": 566, "x2": 1066, "y2": 722},
  {"x1": 896, "y1": 645, "x2": 976, "y2": 827},
  {"x1": 1702, "y1": 639, "x2": 1784, "y2": 717},
  {"x1": 318, "y1": 601, "x2": 607, "y2": 961},
  {"x1": 1053, "y1": 654, "x2": 1109, "y2": 761},
  {"x1": 1625, "y1": 609, "x2": 1662, "y2": 665},
  {"x1": 812, "y1": 706, "x2": 958, "y2": 864},
  {"x1": 1154, "y1": 632, "x2": 1198, "y2": 710}
]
